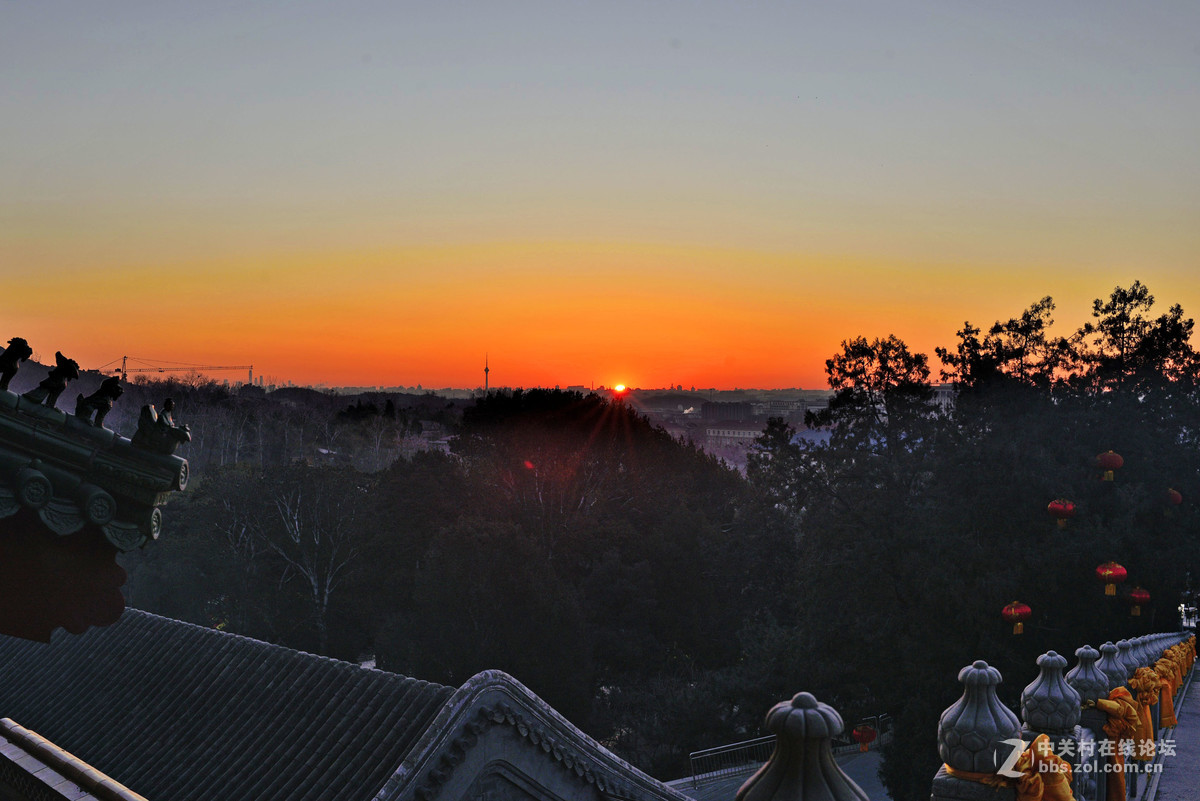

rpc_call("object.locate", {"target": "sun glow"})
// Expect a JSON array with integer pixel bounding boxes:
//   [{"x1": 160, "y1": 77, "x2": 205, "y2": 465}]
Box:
[{"x1": 613, "y1": 384, "x2": 626, "y2": 393}]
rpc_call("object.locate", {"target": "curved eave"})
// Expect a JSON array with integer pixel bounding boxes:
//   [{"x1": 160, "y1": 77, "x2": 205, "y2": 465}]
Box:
[{"x1": 376, "y1": 670, "x2": 692, "y2": 801}]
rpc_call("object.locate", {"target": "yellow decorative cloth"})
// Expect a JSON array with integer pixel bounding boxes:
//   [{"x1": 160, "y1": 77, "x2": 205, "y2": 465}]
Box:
[
  {"x1": 1024, "y1": 734, "x2": 1074, "y2": 801},
  {"x1": 943, "y1": 765, "x2": 1011, "y2": 788},
  {"x1": 1096, "y1": 687, "x2": 1139, "y2": 801},
  {"x1": 943, "y1": 735, "x2": 1074, "y2": 801},
  {"x1": 1177, "y1": 639, "x2": 1195, "y2": 674},
  {"x1": 1156, "y1": 658, "x2": 1179, "y2": 728},
  {"x1": 1129, "y1": 668, "x2": 1159, "y2": 761},
  {"x1": 1165, "y1": 655, "x2": 1181, "y2": 695},
  {"x1": 1173, "y1": 646, "x2": 1190, "y2": 685}
]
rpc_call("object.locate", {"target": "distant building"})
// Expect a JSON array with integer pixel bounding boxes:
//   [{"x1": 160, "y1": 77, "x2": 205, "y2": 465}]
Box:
[
  {"x1": 754, "y1": 398, "x2": 808, "y2": 423},
  {"x1": 704, "y1": 420, "x2": 763, "y2": 448},
  {"x1": 932, "y1": 383, "x2": 956, "y2": 412},
  {"x1": 700, "y1": 401, "x2": 751, "y2": 422}
]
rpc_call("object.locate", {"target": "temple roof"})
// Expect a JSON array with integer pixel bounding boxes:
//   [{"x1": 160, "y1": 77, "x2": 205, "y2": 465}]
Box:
[{"x1": 0, "y1": 610, "x2": 454, "y2": 801}]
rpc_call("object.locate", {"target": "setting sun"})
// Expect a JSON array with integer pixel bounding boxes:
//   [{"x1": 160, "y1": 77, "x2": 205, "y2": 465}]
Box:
[{"x1": 614, "y1": 384, "x2": 626, "y2": 393}]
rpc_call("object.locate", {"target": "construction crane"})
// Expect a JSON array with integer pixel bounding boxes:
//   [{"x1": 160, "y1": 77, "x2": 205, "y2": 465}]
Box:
[{"x1": 101, "y1": 356, "x2": 255, "y2": 385}]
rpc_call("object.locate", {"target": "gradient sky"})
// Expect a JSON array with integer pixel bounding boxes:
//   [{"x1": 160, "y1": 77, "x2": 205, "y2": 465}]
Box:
[{"x1": 3, "y1": 2, "x2": 1198, "y2": 389}]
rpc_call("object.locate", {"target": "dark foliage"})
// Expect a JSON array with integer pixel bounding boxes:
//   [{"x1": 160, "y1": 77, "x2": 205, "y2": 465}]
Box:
[{"x1": 750, "y1": 284, "x2": 1200, "y2": 800}]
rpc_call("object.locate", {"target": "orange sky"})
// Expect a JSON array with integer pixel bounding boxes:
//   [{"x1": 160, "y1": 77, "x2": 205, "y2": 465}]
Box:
[{"x1": 6, "y1": 240, "x2": 1197, "y2": 389}]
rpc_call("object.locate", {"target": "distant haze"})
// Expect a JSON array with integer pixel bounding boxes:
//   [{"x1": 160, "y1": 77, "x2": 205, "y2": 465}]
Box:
[{"x1": 3, "y1": 2, "x2": 1198, "y2": 388}]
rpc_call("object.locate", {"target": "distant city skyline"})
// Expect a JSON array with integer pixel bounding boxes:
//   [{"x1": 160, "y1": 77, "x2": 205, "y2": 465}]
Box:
[{"x1": 4, "y1": 3, "x2": 1198, "y2": 388}]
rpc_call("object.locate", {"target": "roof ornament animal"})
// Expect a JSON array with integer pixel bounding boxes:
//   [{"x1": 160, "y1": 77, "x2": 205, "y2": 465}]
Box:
[
  {"x1": 20, "y1": 351, "x2": 80, "y2": 408},
  {"x1": 0, "y1": 337, "x2": 33, "y2": 391}
]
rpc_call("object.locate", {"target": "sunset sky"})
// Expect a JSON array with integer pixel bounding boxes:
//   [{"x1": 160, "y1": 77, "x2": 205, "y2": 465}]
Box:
[{"x1": 4, "y1": 2, "x2": 1198, "y2": 389}]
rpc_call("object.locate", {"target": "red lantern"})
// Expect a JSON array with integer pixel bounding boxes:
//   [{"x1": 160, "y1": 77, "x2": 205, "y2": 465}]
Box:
[
  {"x1": 1047, "y1": 499, "x2": 1076, "y2": 529},
  {"x1": 1096, "y1": 562, "x2": 1127, "y2": 596},
  {"x1": 1127, "y1": 587, "x2": 1150, "y2": 617},
  {"x1": 1096, "y1": 451, "x2": 1123, "y2": 481},
  {"x1": 1002, "y1": 601, "x2": 1031, "y2": 635},
  {"x1": 1166, "y1": 488, "x2": 1183, "y2": 506},
  {"x1": 851, "y1": 725, "x2": 877, "y2": 752}
]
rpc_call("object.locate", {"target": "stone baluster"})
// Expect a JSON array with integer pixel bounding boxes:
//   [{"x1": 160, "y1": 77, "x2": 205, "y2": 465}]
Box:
[
  {"x1": 1066, "y1": 646, "x2": 1108, "y2": 706},
  {"x1": 932, "y1": 661, "x2": 1022, "y2": 801},
  {"x1": 1129, "y1": 636, "x2": 1148, "y2": 666},
  {"x1": 1155, "y1": 634, "x2": 1172, "y2": 662},
  {"x1": 1116, "y1": 639, "x2": 1138, "y2": 682},
  {"x1": 1021, "y1": 651, "x2": 1081, "y2": 738},
  {"x1": 1149, "y1": 635, "x2": 1165, "y2": 661},
  {"x1": 1097, "y1": 642, "x2": 1126, "y2": 690},
  {"x1": 735, "y1": 692, "x2": 869, "y2": 801},
  {"x1": 1151, "y1": 634, "x2": 1166, "y2": 659},
  {"x1": 1139, "y1": 636, "x2": 1159, "y2": 666},
  {"x1": 1021, "y1": 651, "x2": 1082, "y2": 788},
  {"x1": 1066, "y1": 645, "x2": 1110, "y2": 801}
]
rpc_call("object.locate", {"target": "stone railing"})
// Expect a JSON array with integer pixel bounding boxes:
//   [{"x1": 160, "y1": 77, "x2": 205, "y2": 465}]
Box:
[
  {"x1": 689, "y1": 735, "x2": 777, "y2": 788},
  {"x1": 724, "y1": 630, "x2": 1195, "y2": 801},
  {"x1": 929, "y1": 631, "x2": 1194, "y2": 801}
]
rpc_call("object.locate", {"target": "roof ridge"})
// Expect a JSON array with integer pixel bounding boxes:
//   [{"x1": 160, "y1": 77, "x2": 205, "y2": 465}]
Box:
[{"x1": 121, "y1": 608, "x2": 446, "y2": 688}]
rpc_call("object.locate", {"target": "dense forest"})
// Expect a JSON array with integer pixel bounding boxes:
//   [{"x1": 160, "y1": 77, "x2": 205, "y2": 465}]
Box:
[{"x1": 117, "y1": 281, "x2": 1200, "y2": 801}]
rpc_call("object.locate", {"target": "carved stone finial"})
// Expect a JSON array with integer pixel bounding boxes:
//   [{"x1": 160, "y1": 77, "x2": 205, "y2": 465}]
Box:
[
  {"x1": 1021, "y1": 651, "x2": 1081, "y2": 734},
  {"x1": 20, "y1": 352, "x2": 80, "y2": 408},
  {"x1": 1067, "y1": 645, "x2": 1110, "y2": 704},
  {"x1": 1116, "y1": 639, "x2": 1138, "y2": 680},
  {"x1": 0, "y1": 337, "x2": 33, "y2": 391},
  {"x1": 735, "y1": 692, "x2": 869, "y2": 801},
  {"x1": 1097, "y1": 642, "x2": 1127, "y2": 690},
  {"x1": 938, "y1": 660, "x2": 1021, "y2": 773}
]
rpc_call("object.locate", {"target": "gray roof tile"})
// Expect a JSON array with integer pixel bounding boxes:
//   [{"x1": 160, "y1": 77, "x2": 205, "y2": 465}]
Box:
[{"x1": 0, "y1": 609, "x2": 454, "y2": 801}]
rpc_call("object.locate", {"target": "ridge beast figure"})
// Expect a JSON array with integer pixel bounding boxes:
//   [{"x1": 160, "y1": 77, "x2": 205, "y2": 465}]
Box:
[
  {"x1": 0, "y1": 337, "x2": 33, "y2": 391},
  {"x1": 132, "y1": 398, "x2": 191, "y2": 455},
  {"x1": 75, "y1": 376, "x2": 124, "y2": 428},
  {"x1": 21, "y1": 351, "x2": 80, "y2": 408}
]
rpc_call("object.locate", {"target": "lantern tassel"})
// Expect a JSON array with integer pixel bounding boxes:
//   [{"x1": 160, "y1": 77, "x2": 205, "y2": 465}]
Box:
[
  {"x1": 1056, "y1": 519, "x2": 1067, "y2": 530},
  {"x1": 860, "y1": 743, "x2": 868, "y2": 752},
  {"x1": 1105, "y1": 583, "x2": 1116, "y2": 596},
  {"x1": 1132, "y1": 606, "x2": 1141, "y2": 617},
  {"x1": 1103, "y1": 470, "x2": 1114, "y2": 481},
  {"x1": 1013, "y1": 622, "x2": 1024, "y2": 635}
]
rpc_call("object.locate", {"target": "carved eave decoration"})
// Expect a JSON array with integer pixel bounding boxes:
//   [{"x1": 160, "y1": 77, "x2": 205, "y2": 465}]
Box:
[{"x1": 0, "y1": 390, "x2": 187, "y2": 551}]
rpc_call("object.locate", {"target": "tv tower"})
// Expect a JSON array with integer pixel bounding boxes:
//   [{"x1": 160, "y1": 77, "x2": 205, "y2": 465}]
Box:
[{"x1": 484, "y1": 355, "x2": 489, "y2": 392}]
